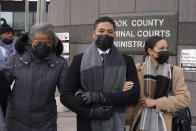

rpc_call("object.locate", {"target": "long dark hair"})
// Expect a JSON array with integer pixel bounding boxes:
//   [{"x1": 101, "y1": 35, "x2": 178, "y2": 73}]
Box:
[{"x1": 143, "y1": 36, "x2": 164, "y2": 61}]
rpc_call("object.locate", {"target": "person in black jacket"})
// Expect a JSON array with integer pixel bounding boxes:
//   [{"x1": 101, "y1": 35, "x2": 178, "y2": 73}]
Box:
[
  {"x1": 0, "y1": 71, "x2": 10, "y2": 130},
  {"x1": 0, "y1": 23, "x2": 68, "y2": 131},
  {"x1": 0, "y1": 22, "x2": 15, "y2": 121},
  {"x1": 60, "y1": 16, "x2": 140, "y2": 131}
]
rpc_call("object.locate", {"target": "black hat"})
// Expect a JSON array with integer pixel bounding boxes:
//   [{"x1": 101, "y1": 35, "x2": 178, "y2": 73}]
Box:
[{"x1": 0, "y1": 24, "x2": 13, "y2": 34}]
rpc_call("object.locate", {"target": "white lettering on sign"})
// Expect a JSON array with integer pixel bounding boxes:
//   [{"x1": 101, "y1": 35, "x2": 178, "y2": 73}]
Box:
[
  {"x1": 137, "y1": 30, "x2": 171, "y2": 37},
  {"x1": 131, "y1": 19, "x2": 165, "y2": 27},
  {"x1": 115, "y1": 20, "x2": 128, "y2": 27},
  {"x1": 114, "y1": 18, "x2": 171, "y2": 40},
  {"x1": 115, "y1": 31, "x2": 135, "y2": 37},
  {"x1": 114, "y1": 41, "x2": 144, "y2": 48},
  {"x1": 112, "y1": 14, "x2": 177, "y2": 53}
]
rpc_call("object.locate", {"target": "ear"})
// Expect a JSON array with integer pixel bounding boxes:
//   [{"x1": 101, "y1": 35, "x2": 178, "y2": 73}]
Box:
[
  {"x1": 31, "y1": 44, "x2": 34, "y2": 50},
  {"x1": 31, "y1": 40, "x2": 35, "y2": 49},
  {"x1": 148, "y1": 48, "x2": 153, "y2": 56},
  {"x1": 92, "y1": 31, "x2": 96, "y2": 40},
  {"x1": 113, "y1": 32, "x2": 116, "y2": 39}
]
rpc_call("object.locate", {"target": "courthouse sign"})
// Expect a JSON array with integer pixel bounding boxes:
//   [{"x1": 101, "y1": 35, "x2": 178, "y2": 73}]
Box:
[
  {"x1": 180, "y1": 49, "x2": 196, "y2": 72},
  {"x1": 106, "y1": 12, "x2": 177, "y2": 55}
]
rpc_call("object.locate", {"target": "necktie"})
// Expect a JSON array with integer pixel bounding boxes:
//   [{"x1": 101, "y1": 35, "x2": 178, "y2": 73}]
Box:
[{"x1": 101, "y1": 53, "x2": 107, "y2": 65}]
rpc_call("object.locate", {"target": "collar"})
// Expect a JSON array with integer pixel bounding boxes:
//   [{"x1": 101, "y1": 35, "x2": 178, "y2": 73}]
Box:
[
  {"x1": 18, "y1": 46, "x2": 60, "y2": 69},
  {"x1": 0, "y1": 39, "x2": 14, "y2": 49},
  {"x1": 97, "y1": 48, "x2": 110, "y2": 55}
]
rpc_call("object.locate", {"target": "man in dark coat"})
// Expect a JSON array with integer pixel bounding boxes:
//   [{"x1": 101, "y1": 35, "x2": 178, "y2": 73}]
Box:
[
  {"x1": 0, "y1": 23, "x2": 68, "y2": 131},
  {"x1": 0, "y1": 22, "x2": 15, "y2": 131},
  {"x1": 0, "y1": 71, "x2": 10, "y2": 130},
  {"x1": 60, "y1": 16, "x2": 140, "y2": 131},
  {"x1": 0, "y1": 23, "x2": 15, "y2": 118}
]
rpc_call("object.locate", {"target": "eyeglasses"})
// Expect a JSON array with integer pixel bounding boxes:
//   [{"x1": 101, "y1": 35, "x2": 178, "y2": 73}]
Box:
[{"x1": 33, "y1": 41, "x2": 51, "y2": 46}]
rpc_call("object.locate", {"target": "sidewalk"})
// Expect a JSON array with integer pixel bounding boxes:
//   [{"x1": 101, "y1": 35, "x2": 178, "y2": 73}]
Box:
[
  {"x1": 57, "y1": 111, "x2": 76, "y2": 131},
  {"x1": 57, "y1": 111, "x2": 196, "y2": 131}
]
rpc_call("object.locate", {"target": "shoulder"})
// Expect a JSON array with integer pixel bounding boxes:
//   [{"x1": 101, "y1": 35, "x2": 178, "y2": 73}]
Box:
[
  {"x1": 55, "y1": 56, "x2": 68, "y2": 69},
  {"x1": 8, "y1": 52, "x2": 19, "y2": 60},
  {"x1": 4, "y1": 52, "x2": 19, "y2": 67},
  {"x1": 0, "y1": 45, "x2": 6, "y2": 53},
  {"x1": 74, "y1": 53, "x2": 84, "y2": 60},
  {"x1": 121, "y1": 53, "x2": 133, "y2": 60},
  {"x1": 121, "y1": 53, "x2": 134, "y2": 64},
  {"x1": 72, "y1": 53, "x2": 84, "y2": 64},
  {"x1": 57, "y1": 56, "x2": 67, "y2": 64},
  {"x1": 172, "y1": 65, "x2": 184, "y2": 77},
  {"x1": 172, "y1": 65, "x2": 181, "y2": 71}
]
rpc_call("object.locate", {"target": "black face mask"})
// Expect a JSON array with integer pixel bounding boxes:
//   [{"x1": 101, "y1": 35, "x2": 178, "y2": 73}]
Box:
[
  {"x1": 2, "y1": 38, "x2": 13, "y2": 45},
  {"x1": 155, "y1": 51, "x2": 169, "y2": 64},
  {"x1": 33, "y1": 44, "x2": 52, "y2": 60},
  {"x1": 95, "y1": 34, "x2": 114, "y2": 51}
]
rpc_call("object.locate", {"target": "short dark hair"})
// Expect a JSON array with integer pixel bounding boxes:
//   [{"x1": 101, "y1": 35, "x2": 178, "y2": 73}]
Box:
[
  {"x1": 143, "y1": 36, "x2": 164, "y2": 61},
  {"x1": 94, "y1": 16, "x2": 116, "y2": 31}
]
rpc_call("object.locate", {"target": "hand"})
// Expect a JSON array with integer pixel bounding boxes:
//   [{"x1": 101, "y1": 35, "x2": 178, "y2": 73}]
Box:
[
  {"x1": 75, "y1": 89, "x2": 84, "y2": 98},
  {"x1": 123, "y1": 81, "x2": 134, "y2": 91},
  {"x1": 80, "y1": 91, "x2": 105, "y2": 105},
  {"x1": 75, "y1": 89, "x2": 85, "y2": 105},
  {"x1": 138, "y1": 98, "x2": 156, "y2": 108},
  {"x1": 89, "y1": 106, "x2": 114, "y2": 120}
]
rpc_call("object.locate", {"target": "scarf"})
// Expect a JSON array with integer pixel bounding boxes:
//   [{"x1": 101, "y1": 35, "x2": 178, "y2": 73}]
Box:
[
  {"x1": 0, "y1": 40, "x2": 15, "y2": 68},
  {"x1": 136, "y1": 56, "x2": 171, "y2": 131},
  {"x1": 80, "y1": 41, "x2": 126, "y2": 131}
]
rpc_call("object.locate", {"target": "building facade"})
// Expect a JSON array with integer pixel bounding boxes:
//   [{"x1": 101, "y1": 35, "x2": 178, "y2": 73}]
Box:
[
  {"x1": 48, "y1": 0, "x2": 196, "y2": 124},
  {"x1": 0, "y1": 1, "x2": 49, "y2": 36}
]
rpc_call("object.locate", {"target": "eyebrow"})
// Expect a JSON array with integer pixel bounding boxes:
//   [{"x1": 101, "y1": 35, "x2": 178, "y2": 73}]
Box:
[
  {"x1": 97, "y1": 28, "x2": 105, "y2": 30},
  {"x1": 34, "y1": 40, "x2": 50, "y2": 43}
]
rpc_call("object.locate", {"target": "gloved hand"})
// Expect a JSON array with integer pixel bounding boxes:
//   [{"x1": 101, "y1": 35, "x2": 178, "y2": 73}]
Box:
[
  {"x1": 80, "y1": 91, "x2": 105, "y2": 105},
  {"x1": 75, "y1": 89, "x2": 85, "y2": 105},
  {"x1": 89, "y1": 106, "x2": 114, "y2": 120},
  {"x1": 75, "y1": 89, "x2": 84, "y2": 98}
]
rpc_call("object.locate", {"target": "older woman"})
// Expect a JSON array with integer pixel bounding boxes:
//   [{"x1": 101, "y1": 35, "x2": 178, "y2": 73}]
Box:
[
  {"x1": 130, "y1": 36, "x2": 190, "y2": 131},
  {"x1": 0, "y1": 23, "x2": 68, "y2": 131}
]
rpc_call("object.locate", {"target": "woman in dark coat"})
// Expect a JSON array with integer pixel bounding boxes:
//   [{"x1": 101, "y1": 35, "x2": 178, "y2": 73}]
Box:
[{"x1": 0, "y1": 23, "x2": 68, "y2": 131}]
